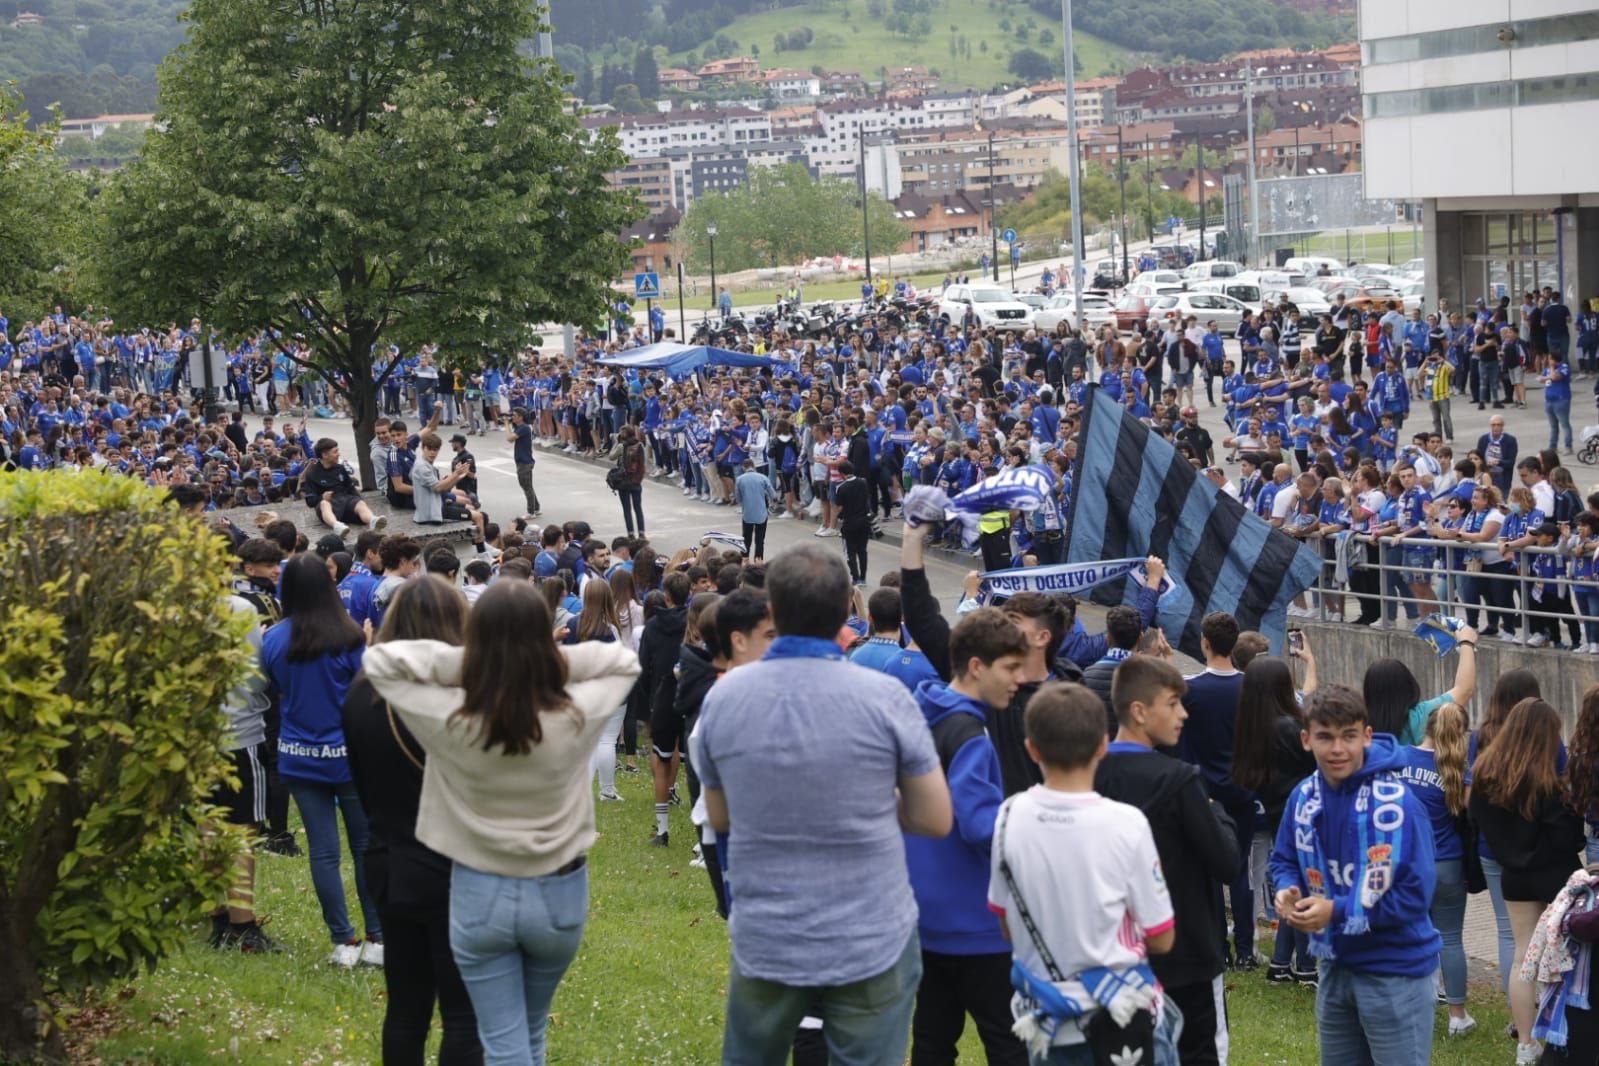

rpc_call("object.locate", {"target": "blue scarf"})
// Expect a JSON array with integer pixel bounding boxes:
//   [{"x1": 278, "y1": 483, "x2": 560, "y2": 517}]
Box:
[
  {"x1": 950, "y1": 465, "x2": 1056, "y2": 516},
  {"x1": 1287, "y1": 769, "x2": 1406, "y2": 958}
]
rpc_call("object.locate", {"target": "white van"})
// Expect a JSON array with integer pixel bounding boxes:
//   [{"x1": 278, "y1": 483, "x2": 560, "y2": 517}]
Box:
[
  {"x1": 1284, "y1": 256, "x2": 1343, "y2": 277},
  {"x1": 1191, "y1": 279, "x2": 1264, "y2": 307},
  {"x1": 1181, "y1": 260, "x2": 1242, "y2": 285}
]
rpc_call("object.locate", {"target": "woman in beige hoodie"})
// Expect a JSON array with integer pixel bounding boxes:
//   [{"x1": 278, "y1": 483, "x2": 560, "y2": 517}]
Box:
[{"x1": 363, "y1": 579, "x2": 640, "y2": 1066}]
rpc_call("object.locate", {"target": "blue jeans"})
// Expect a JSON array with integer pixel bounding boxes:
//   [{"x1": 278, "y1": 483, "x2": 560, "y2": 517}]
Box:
[
  {"x1": 1432, "y1": 859, "x2": 1468, "y2": 1005},
  {"x1": 722, "y1": 932, "x2": 921, "y2": 1066},
  {"x1": 1548, "y1": 396, "x2": 1574, "y2": 449},
  {"x1": 1315, "y1": 964, "x2": 1434, "y2": 1065},
  {"x1": 287, "y1": 778, "x2": 381, "y2": 945},
  {"x1": 1481, "y1": 855, "x2": 1516, "y2": 993},
  {"x1": 449, "y1": 860, "x2": 589, "y2": 1066},
  {"x1": 1578, "y1": 588, "x2": 1599, "y2": 644},
  {"x1": 1027, "y1": 997, "x2": 1184, "y2": 1066}
]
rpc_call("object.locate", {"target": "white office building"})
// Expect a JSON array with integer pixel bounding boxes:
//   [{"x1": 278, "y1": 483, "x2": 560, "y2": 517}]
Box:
[{"x1": 1360, "y1": 0, "x2": 1599, "y2": 308}]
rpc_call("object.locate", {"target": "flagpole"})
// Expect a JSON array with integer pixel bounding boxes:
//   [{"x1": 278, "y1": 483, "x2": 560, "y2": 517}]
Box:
[{"x1": 1060, "y1": 0, "x2": 1085, "y2": 336}]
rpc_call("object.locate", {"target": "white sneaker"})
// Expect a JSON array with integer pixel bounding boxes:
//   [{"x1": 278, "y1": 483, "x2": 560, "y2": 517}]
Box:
[
  {"x1": 1527, "y1": 633, "x2": 1550, "y2": 648},
  {"x1": 332, "y1": 520, "x2": 350, "y2": 539},
  {"x1": 328, "y1": 941, "x2": 361, "y2": 969},
  {"x1": 682, "y1": 487, "x2": 694, "y2": 496},
  {"x1": 1517, "y1": 1042, "x2": 1542, "y2": 1065},
  {"x1": 371, "y1": 514, "x2": 387, "y2": 532},
  {"x1": 689, "y1": 856, "x2": 708, "y2": 869},
  {"x1": 1498, "y1": 630, "x2": 1520, "y2": 643},
  {"x1": 814, "y1": 526, "x2": 829, "y2": 537},
  {"x1": 358, "y1": 940, "x2": 384, "y2": 968},
  {"x1": 598, "y1": 789, "x2": 623, "y2": 802},
  {"x1": 1447, "y1": 1013, "x2": 1476, "y2": 1036},
  {"x1": 822, "y1": 528, "x2": 840, "y2": 537}
]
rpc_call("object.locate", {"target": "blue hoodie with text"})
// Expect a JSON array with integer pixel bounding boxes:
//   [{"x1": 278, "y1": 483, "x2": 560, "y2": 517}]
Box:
[
  {"x1": 904, "y1": 680, "x2": 1010, "y2": 955},
  {"x1": 1267, "y1": 734, "x2": 1440, "y2": 976}
]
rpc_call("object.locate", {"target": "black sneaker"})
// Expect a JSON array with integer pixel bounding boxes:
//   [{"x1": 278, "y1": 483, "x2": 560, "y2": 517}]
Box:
[
  {"x1": 617, "y1": 763, "x2": 640, "y2": 774},
  {"x1": 1231, "y1": 953, "x2": 1259, "y2": 972},
  {"x1": 1291, "y1": 968, "x2": 1319, "y2": 988},
  {"x1": 207, "y1": 911, "x2": 230, "y2": 948},
  {"x1": 1266, "y1": 963, "x2": 1295, "y2": 984},
  {"x1": 260, "y1": 832, "x2": 302, "y2": 857},
  {"x1": 667, "y1": 787, "x2": 682, "y2": 808},
  {"x1": 647, "y1": 831, "x2": 669, "y2": 848},
  {"x1": 226, "y1": 919, "x2": 285, "y2": 954}
]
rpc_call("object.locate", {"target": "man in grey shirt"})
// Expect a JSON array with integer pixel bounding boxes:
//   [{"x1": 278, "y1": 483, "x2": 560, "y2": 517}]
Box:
[
  {"x1": 409, "y1": 431, "x2": 484, "y2": 536},
  {"x1": 697, "y1": 543, "x2": 953, "y2": 1065}
]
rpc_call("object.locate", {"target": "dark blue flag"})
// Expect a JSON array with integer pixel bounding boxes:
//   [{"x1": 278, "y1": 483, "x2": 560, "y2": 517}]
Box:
[{"x1": 1064, "y1": 386, "x2": 1323, "y2": 659}]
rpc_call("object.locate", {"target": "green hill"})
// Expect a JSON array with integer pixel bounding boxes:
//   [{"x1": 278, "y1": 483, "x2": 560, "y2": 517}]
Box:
[
  {"x1": 665, "y1": 0, "x2": 1131, "y2": 89},
  {"x1": 0, "y1": 0, "x2": 184, "y2": 123}
]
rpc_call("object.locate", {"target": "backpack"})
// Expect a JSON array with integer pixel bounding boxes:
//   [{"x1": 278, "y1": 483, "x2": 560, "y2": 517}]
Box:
[
  {"x1": 605, "y1": 463, "x2": 627, "y2": 492},
  {"x1": 607, "y1": 381, "x2": 629, "y2": 408}
]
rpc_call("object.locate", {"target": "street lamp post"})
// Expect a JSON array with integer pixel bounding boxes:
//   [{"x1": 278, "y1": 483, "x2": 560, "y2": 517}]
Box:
[
  {"x1": 1196, "y1": 138, "x2": 1206, "y2": 263},
  {"x1": 1243, "y1": 65, "x2": 1260, "y2": 268},
  {"x1": 1293, "y1": 125, "x2": 1302, "y2": 177},
  {"x1": 707, "y1": 223, "x2": 719, "y2": 319},
  {"x1": 1116, "y1": 124, "x2": 1129, "y2": 286},
  {"x1": 1059, "y1": 0, "x2": 1085, "y2": 332},
  {"x1": 858, "y1": 131, "x2": 873, "y2": 285},
  {"x1": 988, "y1": 129, "x2": 999, "y2": 283}
]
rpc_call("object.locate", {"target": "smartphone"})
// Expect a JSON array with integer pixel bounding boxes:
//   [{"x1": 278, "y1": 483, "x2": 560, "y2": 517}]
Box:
[{"x1": 1287, "y1": 629, "x2": 1304, "y2": 654}]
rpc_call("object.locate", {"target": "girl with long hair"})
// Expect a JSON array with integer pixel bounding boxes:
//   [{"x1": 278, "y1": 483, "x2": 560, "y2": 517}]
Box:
[
  {"x1": 259, "y1": 552, "x2": 381, "y2": 968},
  {"x1": 1568, "y1": 684, "x2": 1599, "y2": 866},
  {"x1": 1470, "y1": 668, "x2": 1546, "y2": 998},
  {"x1": 1399, "y1": 702, "x2": 1475, "y2": 1034},
  {"x1": 1231, "y1": 656, "x2": 1317, "y2": 985},
  {"x1": 342, "y1": 576, "x2": 480, "y2": 1064},
  {"x1": 363, "y1": 581, "x2": 640, "y2": 1064},
  {"x1": 1360, "y1": 637, "x2": 1477, "y2": 747},
  {"x1": 1469, "y1": 698, "x2": 1586, "y2": 1062},
  {"x1": 566, "y1": 580, "x2": 628, "y2": 804}
]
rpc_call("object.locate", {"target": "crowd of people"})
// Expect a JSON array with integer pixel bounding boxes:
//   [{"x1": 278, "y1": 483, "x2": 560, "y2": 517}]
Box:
[{"x1": 8, "y1": 285, "x2": 1599, "y2": 1065}]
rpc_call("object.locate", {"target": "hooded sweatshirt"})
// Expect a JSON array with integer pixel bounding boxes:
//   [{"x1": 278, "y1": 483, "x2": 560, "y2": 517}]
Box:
[
  {"x1": 673, "y1": 642, "x2": 722, "y2": 735},
  {"x1": 1267, "y1": 734, "x2": 1441, "y2": 976},
  {"x1": 637, "y1": 603, "x2": 688, "y2": 716},
  {"x1": 363, "y1": 638, "x2": 640, "y2": 879},
  {"x1": 1095, "y1": 742, "x2": 1241, "y2": 987},
  {"x1": 903, "y1": 679, "x2": 1011, "y2": 956}
]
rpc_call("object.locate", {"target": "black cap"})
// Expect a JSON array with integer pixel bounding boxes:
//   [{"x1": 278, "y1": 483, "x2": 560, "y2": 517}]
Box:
[{"x1": 449, "y1": 433, "x2": 468, "y2": 445}]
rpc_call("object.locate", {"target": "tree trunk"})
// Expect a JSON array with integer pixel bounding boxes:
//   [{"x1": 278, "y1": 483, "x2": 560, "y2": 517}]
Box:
[
  {"x1": 0, "y1": 914, "x2": 62, "y2": 1063},
  {"x1": 347, "y1": 371, "x2": 379, "y2": 491}
]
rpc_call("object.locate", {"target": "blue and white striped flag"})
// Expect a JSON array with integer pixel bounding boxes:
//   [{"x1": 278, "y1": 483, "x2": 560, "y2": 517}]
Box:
[{"x1": 1064, "y1": 386, "x2": 1323, "y2": 659}]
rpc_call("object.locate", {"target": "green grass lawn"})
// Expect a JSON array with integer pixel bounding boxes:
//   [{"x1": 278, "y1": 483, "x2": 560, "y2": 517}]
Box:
[
  {"x1": 666, "y1": 0, "x2": 1129, "y2": 91},
  {"x1": 77, "y1": 773, "x2": 1516, "y2": 1064}
]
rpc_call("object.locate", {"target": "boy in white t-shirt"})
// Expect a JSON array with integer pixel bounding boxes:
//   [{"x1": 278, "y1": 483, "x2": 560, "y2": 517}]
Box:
[{"x1": 988, "y1": 681, "x2": 1176, "y2": 1065}]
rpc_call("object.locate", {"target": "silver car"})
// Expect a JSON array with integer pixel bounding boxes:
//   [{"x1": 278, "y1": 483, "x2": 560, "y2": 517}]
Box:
[{"x1": 1149, "y1": 292, "x2": 1252, "y2": 335}]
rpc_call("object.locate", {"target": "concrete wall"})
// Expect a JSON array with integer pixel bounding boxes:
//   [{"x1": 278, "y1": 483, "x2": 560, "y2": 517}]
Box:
[{"x1": 1299, "y1": 620, "x2": 1599, "y2": 735}]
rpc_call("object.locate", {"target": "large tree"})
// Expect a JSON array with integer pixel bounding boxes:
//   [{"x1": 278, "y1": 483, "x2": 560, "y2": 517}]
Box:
[
  {"x1": 92, "y1": 0, "x2": 641, "y2": 486},
  {"x1": 0, "y1": 88, "x2": 92, "y2": 316}
]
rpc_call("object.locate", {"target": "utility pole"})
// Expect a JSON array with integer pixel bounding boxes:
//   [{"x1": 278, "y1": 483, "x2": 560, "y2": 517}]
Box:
[
  {"x1": 1243, "y1": 65, "x2": 1260, "y2": 269},
  {"x1": 1060, "y1": 0, "x2": 1084, "y2": 333},
  {"x1": 988, "y1": 129, "x2": 999, "y2": 283},
  {"x1": 1196, "y1": 138, "x2": 1206, "y2": 263},
  {"x1": 858, "y1": 131, "x2": 873, "y2": 285},
  {"x1": 1116, "y1": 123, "x2": 1129, "y2": 285},
  {"x1": 707, "y1": 223, "x2": 719, "y2": 318}
]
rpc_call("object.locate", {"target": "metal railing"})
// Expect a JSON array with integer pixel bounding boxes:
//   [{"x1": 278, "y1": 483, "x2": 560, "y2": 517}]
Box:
[{"x1": 1290, "y1": 530, "x2": 1599, "y2": 648}]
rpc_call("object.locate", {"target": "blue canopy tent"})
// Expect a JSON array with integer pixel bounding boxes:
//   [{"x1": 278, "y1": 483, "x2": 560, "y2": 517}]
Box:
[{"x1": 596, "y1": 342, "x2": 776, "y2": 379}]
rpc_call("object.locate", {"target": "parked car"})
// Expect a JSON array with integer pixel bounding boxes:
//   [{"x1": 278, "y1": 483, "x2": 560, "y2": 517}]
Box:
[
  {"x1": 1322, "y1": 281, "x2": 1407, "y2": 312},
  {"x1": 1148, "y1": 291, "x2": 1253, "y2": 335},
  {"x1": 1399, "y1": 257, "x2": 1427, "y2": 278},
  {"x1": 1283, "y1": 256, "x2": 1344, "y2": 277},
  {"x1": 1396, "y1": 278, "x2": 1426, "y2": 313},
  {"x1": 1092, "y1": 258, "x2": 1127, "y2": 288},
  {"x1": 1034, "y1": 291, "x2": 1117, "y2": 333},
  {"x1": 1181, "y1": 260, "x2": 1243, "y2": 285},
  {"x1": 1113, "y1": 292, "x2": 1162, "y2": 332},
  {"x1": 1236, "y1": 269, "x2": 1309, "y2": 291},
  {"x1": 1013, "y1": 291, "x2": 1050, "y2": 315},
  {"x1": 1190, "y1": 279, "x2": 1264, "y2": 307},
  {"x1": 1128, "y1": 270, "x2": 1184, "y2": 293},
  {"x1": 937, "y1": 283, "x2": 1034, "y2": 330},
  {"x1": 1263, "y1": 286, "x2": 1334, "y2": 317},
  {"x1": 1350, "y1": 262, "x2": 1406, "y2": 282}
]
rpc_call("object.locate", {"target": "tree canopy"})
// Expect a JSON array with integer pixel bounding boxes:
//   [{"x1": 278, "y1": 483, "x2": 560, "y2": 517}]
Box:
[
  {"x1": 91, "y1": 0, "x2": 642, "y2": 486},
  {"x1": 0, "y1": 87, "x2": 92, "y2": 315},
  {"x1": 679, "y1": 163, "x2": 908, "y2": 274}
]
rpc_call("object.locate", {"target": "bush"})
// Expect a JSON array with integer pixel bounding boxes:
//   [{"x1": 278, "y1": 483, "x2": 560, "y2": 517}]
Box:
[{"x1": 0, "y1": 471, "x2": 253, "y2": 1061}]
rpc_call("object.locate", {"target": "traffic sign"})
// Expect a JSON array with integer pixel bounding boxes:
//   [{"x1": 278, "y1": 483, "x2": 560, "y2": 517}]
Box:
[
  {"x1": 634, "y1": 272, "x2": 661, "y2": 299},
  {"x1": 1001, "y1": 228, "x2": 1017, "y2": 244}
]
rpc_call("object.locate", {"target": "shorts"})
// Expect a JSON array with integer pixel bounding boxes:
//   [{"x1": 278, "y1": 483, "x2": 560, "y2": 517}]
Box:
[
  {"x1": 485, "y1": 391, "x2": 504, "y2": 407},
  {"x1": 1548, "y1": 334, "x2": 1570, "y2": 358},
  {"x1": 442, "y1": 500, "x2": 472, "y2": 521},
  {"x1": 1506, "y1": 366, "x2": 1525, "y2": 385},
  {"x1": 778, "y1": 471, "x2": 798, "y2": 495},
  {"x1": 1402, "y1": 545, "x2": 1436, "y2": 583},
  {"x1": 650, "y1": 703, "x2": 685, "y2": 759},
  {"x1": 1171, "y1": 370, "x2": 1194, "y2": 387},
  {"x1": 321, "y1": 493, "x2": 363, "y2": 523},
  {"x1": 716, "y1": 462, "x2": 735, "y2": 480},
  {"x1": 212, "y1": 742, "x2": 267, "y2": 828}
]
